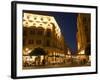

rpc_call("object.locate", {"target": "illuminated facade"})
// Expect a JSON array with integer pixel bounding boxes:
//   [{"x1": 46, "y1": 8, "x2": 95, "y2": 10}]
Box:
[
  {"x1": 77, "y1": 13, "x2": 91, "y2": 55},
  {"x1": 22, "y1": 12, "x2": 69, "y2": 65}
]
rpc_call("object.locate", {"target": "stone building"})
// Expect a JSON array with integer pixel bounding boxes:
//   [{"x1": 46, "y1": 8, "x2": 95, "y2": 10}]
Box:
[
  {"x1": 76, "y1": 13, "x2": 91, "y2": 62},
  {"x1": 22, "y1": 12, "x2": 69, "y2": 65}
]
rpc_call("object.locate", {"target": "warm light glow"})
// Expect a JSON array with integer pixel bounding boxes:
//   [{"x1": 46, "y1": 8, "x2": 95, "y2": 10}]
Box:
[
  {"x1": 67, "y1": 50, "x2": 71, "y2": 55},
  {"x1": 27, "y1": 50, "x2": 31, "y2": 54},
  {"x1": 25, "y1": 48, "x2": 29, "y2": 51},
  {"x1": 40, "y1": 56, "x2": 44, "y2": 62},
  {"x1": 23, "y1": 48, "x2": 32, "y2": 55},
  {"x1": 89, "y1": 55, "x2": 91, "y2": 62},
  {"x1": 78, "y1": 42, "x2": 80, "y2": 50},
  {"x1": 23, "y1": 13, "x2": 61, "y2": 38},
  {"x1": 78, "y1": 50, "x2": 85, "y2": 54}
]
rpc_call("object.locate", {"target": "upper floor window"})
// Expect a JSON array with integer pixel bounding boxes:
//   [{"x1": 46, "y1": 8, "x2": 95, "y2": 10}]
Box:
[
  {"x1": 37, "y1": 30, "x2": 43, "y2": 35},
  {"x1": 30, "y1": 29, "x2": 35, "y2": 35},
  {"x1": 28, "y1": 40, "x2": 34, "y2": 44},
  {"x1": 37, "y1": 27, "x2": 44, "y2": 35},
  {"x1": 46, "y1": 29, "x2": 51, "y2": 37}
]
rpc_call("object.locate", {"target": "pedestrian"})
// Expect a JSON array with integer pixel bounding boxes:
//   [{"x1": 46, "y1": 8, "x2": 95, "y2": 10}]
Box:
[{"x1": 42, "y1": 59, "x2": 45, "y2": 65}]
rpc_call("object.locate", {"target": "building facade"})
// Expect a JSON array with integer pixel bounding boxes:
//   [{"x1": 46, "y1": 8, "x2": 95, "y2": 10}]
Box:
[
  {"x1": 22, "y1": 12, "x2": 70, "y2": 65},
  {"x1": 76, "y1": 13, "x2": 91, "y2": 63}
]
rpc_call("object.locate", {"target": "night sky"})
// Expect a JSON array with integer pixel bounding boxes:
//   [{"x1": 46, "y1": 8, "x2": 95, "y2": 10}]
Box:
[{"x1": 24, "y1": 11, "x2": 78, "y2": 53}]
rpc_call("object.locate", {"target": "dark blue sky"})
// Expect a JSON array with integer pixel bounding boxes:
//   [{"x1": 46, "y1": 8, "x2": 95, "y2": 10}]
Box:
[
  {"x1": 24, "y1": 11, "x2": 78, "y2": 53},
  {"x1": 49, "y1": 12, "x2": 78, "y2": 53}
]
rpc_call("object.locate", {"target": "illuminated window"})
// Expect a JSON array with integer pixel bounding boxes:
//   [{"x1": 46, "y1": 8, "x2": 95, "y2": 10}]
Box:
[{"x1": 79, "y1": 50, "x2": 85, "y2": 54}]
